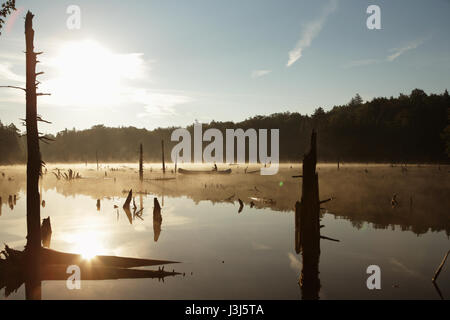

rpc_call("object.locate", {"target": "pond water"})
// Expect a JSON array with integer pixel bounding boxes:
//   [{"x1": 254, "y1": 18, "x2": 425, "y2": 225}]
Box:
[
  {"x1": 0, "y1": 166, "x2": 450, "y2": 299},
  {"x1": 1, "y1": 184, "x2": 448, "y2": 300}
]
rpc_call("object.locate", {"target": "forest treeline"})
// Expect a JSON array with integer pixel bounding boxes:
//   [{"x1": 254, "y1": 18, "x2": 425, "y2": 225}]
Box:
[{"x1": 1, "y1": 89, "x2": 449, "y2": 164}]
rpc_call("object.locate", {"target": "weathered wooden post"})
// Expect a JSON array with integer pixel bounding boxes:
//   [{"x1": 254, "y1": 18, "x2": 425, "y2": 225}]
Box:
[
  {"x1": 175, "y1": 154, "x2": 177, "y2": 174},
  {"x1": 161, "y1": 139, "x2": 166, "y2": 174},
  {"x1": 24, "y1": 11, "x2": 42, "y2": 300},
  {"x1": 139, "y1": 143, "x2": 143, "y2": 181}
]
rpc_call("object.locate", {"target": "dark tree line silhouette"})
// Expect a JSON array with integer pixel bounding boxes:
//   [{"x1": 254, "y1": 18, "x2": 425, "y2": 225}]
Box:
[
  {"x1": 0, "y1": 121, "x2": 22, "y2": 162},
  {"x1": 1, "y1": 89, "x2": 449, "y2": 164}
]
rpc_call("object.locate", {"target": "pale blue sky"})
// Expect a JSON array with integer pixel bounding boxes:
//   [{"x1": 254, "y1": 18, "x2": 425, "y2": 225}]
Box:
[{"x1": 1, "y1": 0, "x2": 449, "y2": 133}]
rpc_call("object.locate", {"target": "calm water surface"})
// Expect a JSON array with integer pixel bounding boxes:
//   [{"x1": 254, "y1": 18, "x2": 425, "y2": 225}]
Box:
[{"x1": 1, "y1": 187, "x2": 449, "y2": 299}]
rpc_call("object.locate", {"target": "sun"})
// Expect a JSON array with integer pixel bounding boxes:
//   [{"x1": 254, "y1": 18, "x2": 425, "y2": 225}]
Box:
[{"x1": 43, "y1": 39, "x2": 144, "y2": 108}]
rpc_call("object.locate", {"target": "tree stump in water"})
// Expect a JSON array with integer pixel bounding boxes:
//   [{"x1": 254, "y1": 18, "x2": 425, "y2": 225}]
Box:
[
  {"x1": 41, "y1": 217, "x2": 52, "y2": 248},
  {"x1": 139, "y1": 143, "x2": 144, "y2": 181}
]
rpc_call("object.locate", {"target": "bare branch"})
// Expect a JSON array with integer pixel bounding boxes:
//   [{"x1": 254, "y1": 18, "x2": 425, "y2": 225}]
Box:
[
  {"x1": 37, "y1": 115, "x2": 51, "y2": 124},
  {"x1": 432, "y1": 250, "x2": 450, "y2": 283},
  {"x1": 320, "y1": 235, "x2": 340, "y2": 242},
  {"x1": 319, "y1": 197, "x2": 334, "y2": 204},
  {"x1": 39, "y1": 136, "x2": 55, "y2": 144},
  {"x1": 0, "y1": 85, "x2": 26, "y2": 92}
]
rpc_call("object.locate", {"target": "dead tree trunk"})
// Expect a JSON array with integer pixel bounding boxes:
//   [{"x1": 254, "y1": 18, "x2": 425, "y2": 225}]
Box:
[
  {"x1": 139, "y1": 143, "x2": 143, "y2": 181},
  {"x1": 24, "y1": 11, "x2": 42, "y2": 300},
  {"x1": 161, "y1": 140, "x2": 165, "y2": 174},
  {"x1": 295, "y1": 130, "x2": 320, "y2": 300},
  {"x1": 175, "y1": 154, "x2": 177, "y2": 174}
]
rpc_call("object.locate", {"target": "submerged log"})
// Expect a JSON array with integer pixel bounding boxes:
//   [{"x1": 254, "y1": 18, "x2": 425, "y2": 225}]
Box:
[
  {"x1": 41, "y1": 247, "x2": 179, "y2": 268},
  {"x1": 0, "y1": 245, "x2": 181, "y2": 298},
  {"x1": 2, "y1": 246, "x2": 180, "y2": 269},
  {"x1": 42, "y1": 264, "x2": 180, "y2": 281}
]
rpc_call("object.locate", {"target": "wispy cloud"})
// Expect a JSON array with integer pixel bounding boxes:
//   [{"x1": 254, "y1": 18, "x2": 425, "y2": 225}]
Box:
[
  {"x1": 343, "y1": 37, "x2": 427, "y2": 68},
  {"x1": 387, "y1": 38, "x2": 426, "y2": 62},
  {"x1": 251, "y1": 69, "x2": 271, "y2": 78},
  {"x1": 0, "y1": 62, "x2": 25, "y2": 83},
  {"x1": 287, "y1": 0, "x2": 337, "y2": 67},
  {"x1": 135, "y1": 91, "x2": 193, "y2": 117}
]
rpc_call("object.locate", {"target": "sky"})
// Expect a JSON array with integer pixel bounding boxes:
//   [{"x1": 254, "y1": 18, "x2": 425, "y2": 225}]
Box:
[{"x1": 0, "y1": 0, "x2": 450, "y2": 134}]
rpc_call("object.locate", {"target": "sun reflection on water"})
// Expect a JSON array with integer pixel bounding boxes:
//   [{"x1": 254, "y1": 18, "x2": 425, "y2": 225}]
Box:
[{"x1": 65, "y1": 230, "x2": 106, "y2": 260}]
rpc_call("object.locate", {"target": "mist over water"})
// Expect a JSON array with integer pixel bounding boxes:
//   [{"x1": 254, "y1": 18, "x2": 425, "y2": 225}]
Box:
[{"x1": 1, "y1": 163, "x2": 448, "y2": 299}]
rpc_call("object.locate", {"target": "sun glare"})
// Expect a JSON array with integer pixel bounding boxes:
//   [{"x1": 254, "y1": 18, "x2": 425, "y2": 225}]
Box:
[
  {"x1": 44, "y1": 39, "x2": 145, "y2": 108},
  {"x1": 67, "y1": 230, "x2": 106, "y2": 260}
]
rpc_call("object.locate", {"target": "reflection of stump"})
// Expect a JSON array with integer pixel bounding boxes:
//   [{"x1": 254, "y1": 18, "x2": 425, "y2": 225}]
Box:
[
  {"x1": 294, "y1": 201, "x2": 301, "y2": 254},
  {"x1": 153, "y1": 198, "x2": 162, "y2": 242},
  {"x1": 123, "y1": 190, "x2": 133, "y2": 224},
  {"x1": 41, "y1": 217, "x2": 52, "y2": 248},
  {"x1": 295, "y1": 130, "x2": 321, "y2": 300}
]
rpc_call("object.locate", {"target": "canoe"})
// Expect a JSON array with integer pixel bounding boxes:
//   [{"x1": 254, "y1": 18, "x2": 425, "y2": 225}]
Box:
[{"x1": 178, "y1": 168, "x2": 232, "y2": 175}]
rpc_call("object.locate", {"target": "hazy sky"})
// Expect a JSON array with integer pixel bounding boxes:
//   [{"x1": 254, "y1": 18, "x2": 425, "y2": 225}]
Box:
[{"x1": 1, "y1": 0, "x2": 450, "y2": 134}]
